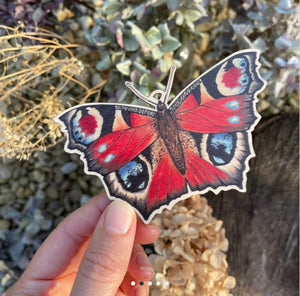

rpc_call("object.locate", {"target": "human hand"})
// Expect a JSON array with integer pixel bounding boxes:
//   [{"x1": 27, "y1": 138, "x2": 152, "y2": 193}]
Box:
[{"x1": 4, "y1": 192, "x2": 160, "y2": 296}]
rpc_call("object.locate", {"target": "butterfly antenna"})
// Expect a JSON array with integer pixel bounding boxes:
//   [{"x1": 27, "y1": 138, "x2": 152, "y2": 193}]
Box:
[
  {"x1": 161, "y1": 64, "x2": 176, "y2": 104},
  {"x1": 125, "y1": 81, "x2": 157, "y2": 107}
]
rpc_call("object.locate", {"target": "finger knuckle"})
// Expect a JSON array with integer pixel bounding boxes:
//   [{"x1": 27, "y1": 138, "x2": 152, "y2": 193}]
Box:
[{"x1": 79, "y1": 247, "x2": 123, "y2": 283}]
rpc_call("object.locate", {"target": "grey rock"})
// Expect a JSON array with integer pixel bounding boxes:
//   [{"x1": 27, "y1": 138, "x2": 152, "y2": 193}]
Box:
[
  {"x1": 24, "y1": 222, "x2": 40, "y2": 241},
  {"x1": 8, "y1": 240, "x2": 25, "y2": 261},
  {"x1": 19, "y1": 177, "x2": 29, "y2": 186},
  {"x1": 0, "y1": 220, "x2": 11, "y2": 230},
  {"x1": 78, "y1": 177, "x2": 88, "y2": 190},
  {"x1": 12, "y1": 168, "x2": 22, "y2": 179},
  {"x1": 0, "y1": 164, "x2": 13, "y2": 180},
  {"x1": 54, "y1": 171, "x2": 64, "y2": 184},
  {"x1": 16, "y1": 187, "x2": 26, "y2": 199},
  {"x1": 60, "y1": 162, "x2": 78, "y2": 175},
  {"x1": 46, "y1": 186, "x2": 59, "y2": 199},
  {"x1": 0, "y1": 206, "x2": 20, "y2": 219},
  {"x1": 35, "y1": 189, "x2": 46, "y2": 200},
  {"x1": 32, "y1": 170, "x2": 46, "y2": 183},
  {"x1": 37, "y1": 181, "x2": 48, "y2": 190},
  {"x1": 80, "y1": 195, "x2": 91, "y2": 205},
  {"x1": 0, "y1": 194, "x2": 14, "y2": 206},
  {"x1": 29, "y1": 182, "x2": 37, "y2": 192}
]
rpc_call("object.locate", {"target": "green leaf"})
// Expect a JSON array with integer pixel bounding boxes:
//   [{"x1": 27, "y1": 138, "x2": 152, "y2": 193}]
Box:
[
  {"x1": 111, "y1": 51, "x2": 125, "y2": 64},
  {"x1": 252, "y1": 37, "x2": 267, "y2": 53},
  {"x1": 124, "y1": 37, "x2": 140, "y2": 51},
  {"x1": 151, "y1": 0, "x2": 166, "y2": 7},
  {"x1": 116, "y1": 59, "x2": 132, "y2": 76},
  {"x1": 139, "y1": 73, "x2": 149, "y2": 86},
  {"x1": 133, "y1": 61, "x2": 151, "y2": 74},
  {"x1": 174, "y1": 11, "x2": 184, "y2": 25},
  {"x1": 103, "y1": 0, "x2": 124, "y2": 15},
  {"x1": 158, "y1": 23, "x2": 170, "y2": 37},
  {"x1": 118, "y1": 89, "x2": 129, "y2": 102},
  {"x1": 145, "y1": 26, "x2": 162, "y2": 46},
  {"x1": 32, "y1": 7, "x2": 45, "y2": 23},
  {"x1": 123, "y1": 31, "x2": 140, "y2": 51},
  {"x1": 152, "y1": 46, "x2": 164, "y2": 59},
  {"x1": 122, "y1": 6, "x2": 134, "y2": 19},
  {"x1": 160, "y1": 54, "x2": 173, "y2": 72},
  {"x1": 160, "y1": 35, "x2": 181, "y2": 53},
  {"x1": 185, "y1": 9, "x2": 204, "y2": 22},
  {"x1": 167, "y1": 0, "x2": 180, "y2": 11},
  {"x1": 128, "y1": 22, "x2": 152, "y2": 52},
  {"x1": 133, "y1": 3, "x2": 147, "y2": 20},
  {"x1": 95, "y1": 51, "x2": 112, "y2": 71},
  {"x1": 96, "y1": 37, "x2": 111, "y2": 46}
]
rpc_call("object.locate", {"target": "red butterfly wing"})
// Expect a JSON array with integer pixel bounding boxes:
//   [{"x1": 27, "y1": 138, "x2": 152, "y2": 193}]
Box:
[
  {"x1": 147, "y1": 139, "x2": 186, "y2": 210},
  {"x1": 168, "y1": 50, "x2": 265, "y2": 194},
  {"x1": 175, "y1": 93, "x2": 254, "y2": 133},
  {"x1": 56, "y1": 104, "x2": 158, "y2": 175},
  {"x1": 184, "y1": 150, "x2": 228, "y2": 190},
  {"x1": 88, "y1": 114, "x2": 158, "y2": 174}
]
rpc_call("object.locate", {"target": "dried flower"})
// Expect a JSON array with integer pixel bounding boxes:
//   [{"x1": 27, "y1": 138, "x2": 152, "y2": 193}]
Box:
[
  {"x1": 150, "y1": 195, "x2": 235, "y2": 296},
  {"x1": 0, "y1": 25, "x2": 105, "y2": 160}
]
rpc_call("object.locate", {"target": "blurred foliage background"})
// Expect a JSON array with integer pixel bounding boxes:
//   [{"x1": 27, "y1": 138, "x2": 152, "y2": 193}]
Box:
[{"x1": 0, "y1": 0, "x2": 299, "y2": 294}]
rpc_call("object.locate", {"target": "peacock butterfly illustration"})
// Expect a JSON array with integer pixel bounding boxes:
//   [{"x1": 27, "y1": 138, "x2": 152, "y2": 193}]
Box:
[{"x1": 55, "y1": 50, "x2": 266, "y2": 223}]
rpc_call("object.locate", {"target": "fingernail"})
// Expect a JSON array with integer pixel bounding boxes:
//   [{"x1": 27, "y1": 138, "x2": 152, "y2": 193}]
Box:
[
  {"x1": 104, "y1": 200, "x2": 135, "y2": 235},
  {"x1": 136, "y1": 252, "x2": 154, "y2": 273}
]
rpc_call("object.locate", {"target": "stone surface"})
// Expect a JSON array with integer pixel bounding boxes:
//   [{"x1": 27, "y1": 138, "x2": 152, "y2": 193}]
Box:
[{"x1": 60, "y1": 162, "x2": 78, "y2": 175}]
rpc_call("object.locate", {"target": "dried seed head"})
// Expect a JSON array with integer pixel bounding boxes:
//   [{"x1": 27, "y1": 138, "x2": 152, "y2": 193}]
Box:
[{"x1": 150, "y1": 194, "x2": 236, "y2": 296}]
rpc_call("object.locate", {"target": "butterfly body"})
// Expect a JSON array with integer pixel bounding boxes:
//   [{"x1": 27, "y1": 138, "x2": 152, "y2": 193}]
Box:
[
  {"x1": 156, "y1": 101, "x2": 186, "y2": 175},
  {"x1": 55, "y1": 50, "x2": 266, "y2": 223}
]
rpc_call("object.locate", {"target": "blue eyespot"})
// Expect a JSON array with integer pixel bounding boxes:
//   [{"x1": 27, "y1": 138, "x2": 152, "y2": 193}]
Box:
[
  {"x1": 117, "y1": 158, "x2": 149, "y2": 193},
  {"x1": 98, "y1": 144, "x2": 107, "y2": 153},
  {"x1": 78, "y1": 133, "x2": 85, "y2": 141},
  {"x1": 213, "y1": 156, "x2": 226, "y2": 164},
  {"x1": 73, "y1": 127, "x2": 86, "y2": 143},
  {"x1": 238, "y1": 73, "x2": 249, "y2": 86},
  {"x1": 210, "y1": 133, "x2": 234, "y2": 155},
  {"x1": 225, "y1": 100, "x2": 240, "y2": 110},
  {"x1": 74, "y1": 128, "x2": 80, "y2": 136},
  {"x1": 207, "y1": 133, "x2": 236, "y2": 166},
  {"x1": 233, "y1": 58, "x2": 247, "y2": 70},
  {"x1": 104, "y1": 153, "x2": 115, "y2": 163},
  {"x1": 138, "y1": 181, "x2": 146, "y2": 189},
  {"x1": 228, "y1": 115, "x2": 241, "y2": 124}
]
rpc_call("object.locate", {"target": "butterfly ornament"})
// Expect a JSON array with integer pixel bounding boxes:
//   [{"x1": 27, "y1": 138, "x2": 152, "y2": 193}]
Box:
[{"x1": 55, "y1": 50, "x2": 266, "y2": 223}]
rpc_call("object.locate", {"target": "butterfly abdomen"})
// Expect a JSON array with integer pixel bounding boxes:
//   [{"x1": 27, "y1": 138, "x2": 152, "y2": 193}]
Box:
[{"x1": 157, "y1": 102, "x2": 186, "y2": 175}]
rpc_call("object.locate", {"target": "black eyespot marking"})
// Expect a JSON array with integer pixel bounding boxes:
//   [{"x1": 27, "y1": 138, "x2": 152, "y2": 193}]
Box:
[
  {"x1": 207, "y1": 133, "x2": 236, "y2": 166},
  {"x1": 116, "y1": 157, "x2": 149, "y2": 192}
]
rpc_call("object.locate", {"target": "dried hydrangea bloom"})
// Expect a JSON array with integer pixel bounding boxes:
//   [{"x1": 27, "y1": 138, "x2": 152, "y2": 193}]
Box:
[{"x1": 149, "y1": 195, "x2": 236, "y2": 296}]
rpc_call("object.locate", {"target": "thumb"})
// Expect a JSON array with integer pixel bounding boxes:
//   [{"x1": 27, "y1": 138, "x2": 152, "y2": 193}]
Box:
[{"x1": 71, "y1": 199, "x2": 137, "y2": 296}]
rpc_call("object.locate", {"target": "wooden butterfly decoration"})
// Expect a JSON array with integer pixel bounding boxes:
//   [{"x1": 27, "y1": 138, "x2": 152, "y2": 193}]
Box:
[{"x1": 55, "y1": 50, "x2": 266, "y2": 223}]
